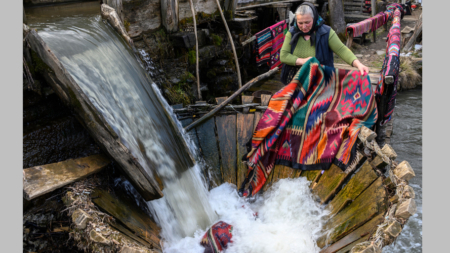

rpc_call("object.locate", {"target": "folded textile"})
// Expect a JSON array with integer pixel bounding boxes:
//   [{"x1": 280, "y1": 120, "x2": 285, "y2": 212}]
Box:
[
  {"x1": 269, "y1": 20, "x2": 288, "y2": 70},
  {"x1": 255, "y1": 27, "x2": 273, "y2": 67},
  {"x1": 200, "y1": 221, "x2": 233, "y2": 253},
  {"x1": 347, "y1": 18, "x2": 373, "y2": 37},
  {"x1": 239, "y1": 57, "x2": 378, "y2": 197},
  {"x1": 369, "y1": 12, "x2": 387, "y2": 32}
]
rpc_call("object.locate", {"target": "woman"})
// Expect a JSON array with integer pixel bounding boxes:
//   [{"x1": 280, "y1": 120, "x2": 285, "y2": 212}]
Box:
[{"x1": 280, "y1": 2, "x2": 369, "y2": 84}]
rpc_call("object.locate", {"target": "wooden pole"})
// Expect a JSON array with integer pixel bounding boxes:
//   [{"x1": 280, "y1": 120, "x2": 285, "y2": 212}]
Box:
[
  {"x1": 188, "y1": 0, "x2": 202, "y2": 100},
  {"x1": 371, "y1": 0, "x2": 376, "y2": 17},
  {"x1": 213, "y1": 0, "x2": 243, "y2": 88},
  {"x1": 184, "y1": 67, "x2": 279, "y2": 132},
  {"x1": 346, "y1": 30, "x2": 353, "y2": 48}
]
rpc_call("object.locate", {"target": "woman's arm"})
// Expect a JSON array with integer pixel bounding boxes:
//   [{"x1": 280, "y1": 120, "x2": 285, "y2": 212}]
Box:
[
  {"x1": 280, "y1": 32, "x2": 301, "y2": 66},
  {"x1": 328, "y1": 30, "x2": 369, "y2": 75}
]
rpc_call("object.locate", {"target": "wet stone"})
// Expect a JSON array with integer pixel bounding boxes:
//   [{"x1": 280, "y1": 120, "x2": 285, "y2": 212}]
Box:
[
  {"x1": 384, "y1": 220, "x2": 402, "y2": 238},
  {"x1": 395, "y1": 198, "x2": 417, "y2": 220}
]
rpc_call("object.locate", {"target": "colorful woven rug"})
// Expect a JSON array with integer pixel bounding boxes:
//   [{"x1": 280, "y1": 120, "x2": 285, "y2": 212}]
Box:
[
  {"x1": 255, "y1": 27, "x2": 272, "y2": 67},
  {"x1": 376, "y1": 9, "x2": 401, "y2": 125},
  {"x1": 347, "y1": 18, "x2": 373, "y2": 37},
  {"x1": 269, "y1": 20, "x2": 288, "y2": 70},
  {"x1": 200, "y1": 221, "x2": 233, "y2": 253},
  {"x1": 369, "y1": 12, "x2": 387, "y2": 32},
  {"x1": 239, "y1": 57, "x2": 378, "y2": 197}
]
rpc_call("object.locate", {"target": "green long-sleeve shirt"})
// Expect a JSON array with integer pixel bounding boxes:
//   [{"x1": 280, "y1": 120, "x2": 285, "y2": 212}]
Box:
[{"x1": 280, "y1": 28, "x2": 357, "y2": 66}]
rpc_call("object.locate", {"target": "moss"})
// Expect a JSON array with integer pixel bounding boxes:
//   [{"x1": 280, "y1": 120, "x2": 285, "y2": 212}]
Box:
[
  {"x1": 124, "y1": 19, "x2": 130, "y2": 32},
  {"x1": 188, "y1": 49, "x2": 196, "y2": 65},
  {"x1": 30, "y1": 50, "x2": 51, "y2": 75},
  {"x1": 211, "y1": 33, "x2": 223, "y2": 46}
]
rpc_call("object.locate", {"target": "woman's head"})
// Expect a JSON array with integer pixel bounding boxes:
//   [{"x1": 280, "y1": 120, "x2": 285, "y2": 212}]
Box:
[{"x1": 295, "y1": 5, "x2": 315, "y2": 33}]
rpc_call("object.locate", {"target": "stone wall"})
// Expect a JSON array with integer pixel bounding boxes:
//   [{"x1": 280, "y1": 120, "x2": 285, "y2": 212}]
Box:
[{"x1": 178, "y1": 0, "x2": 219, "y2": 21}]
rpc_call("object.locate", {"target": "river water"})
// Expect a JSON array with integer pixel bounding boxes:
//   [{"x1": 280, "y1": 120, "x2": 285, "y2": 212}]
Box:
[{"x1": 384, "y1": 89, "x2": 422, "y2": 252}]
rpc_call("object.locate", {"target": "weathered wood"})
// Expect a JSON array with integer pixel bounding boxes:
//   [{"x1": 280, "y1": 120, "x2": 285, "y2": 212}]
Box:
[
  {"x1": 327, "y1": 161, "x2": 379, "y2": 216},
  {"x1": 334, "y1": 63, "x2": 381, "y2": 74},
  {"x1": 241, "y1": 35, "x2": 256, "y2": 46},
  {"x1": 401, "y1": 185, "x2": 415, "y2": 199},
  {"x1": 186, "y1": 0, "x2": 202, "y2": 99},
  {"x1": 395, "y1": 198, "x2": 417, "y2": 220},
  {"x1": 403, "y1": 13, "x2": 422, "y2": 52},
  {"x1": 329, "y1": 0, "x2": 347, "y2": 35},
  {"x1": 215, "y1": 97, "x2": 228, "y2": 104},
  {"x1": 320, "y1": 213, "x2": 385, "y2": 253},
  {"x1": 313, "y1": 153, "x2": 364, "y2": 205},
  {"x1": 242, "y1": 95, "x2": 254, "y2": 113},
  {"x1": 23, "y1": 155, "x2": 110, "y2": 200},
  {"x1": 216, "y1": 114, "x2": 237, "y2": 184},
  {"x1": 346, "y1": 31, "x2": 354, "y2": 48},
  {"x1": 381, "y1": 144, "x2": 397, "y2": 160},
  {"x1": 91, "y1": 188, "x2": 161, "y2": 248},
  {"x1": 184, "y1": 67, "x2": 279, "y2": 132},
  {"x1": 358, "y1": 126, "x2": 377, "y2": 143},
  {"x1": 24, "y1": 25, "x2": 164, "y2": 200},
  {"x1": 260, "y1": 94, "x2": 272, "y2": 106},
  {"x1": 196, "y1": 117, "x2": 223, "y2": 187},
  {"x1": 336, "y1": 236, "x2": 370, "y2": 253},
  {"x1": 348, "y1": 242, "x2": 382, "y2": 253},
  {"x1": 370, "y1": 155, "x2": 389, "y2": 169},
  {"x1": 384, "y1": 220, "x2": 402, "y2": 238},
  {"x1": 317, "y1": 177, "x2": 387, "y2": 248},
  {"x1": 101, "y1": 4, "x2": 133, "y2": 46},
  {"x1": 161, "y1": 0, "x2": 179, "y2": 33},
  {"x1": 237, "y1": 113, "x2": 255, "y2": 187},
  {"x1": 301, "y1": 170, "x2": 322, "y2": 184},
  {"x1": 393, "y1": 161, "x2": 415, "y2": 182}
]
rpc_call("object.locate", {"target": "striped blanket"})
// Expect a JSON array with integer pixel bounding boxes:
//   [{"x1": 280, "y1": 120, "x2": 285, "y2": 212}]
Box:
[
  {"x1": 200, "y1": 221, "x2": 233, "y2": 253},
  {"x1": 239, "y1": 57, "x2": 378, "y2": 197},
  {"x1": 255, "y1": 27, "x2": 272, "y2": 67},
  {"x1": 347, "y1": 18, "x2": 373, "y2": 37},
  {"x1": 369, "y1": 12, "x2": 387, "y2": 32},
  {"x1": 376, "y1": 9, "x2": 401, "y2": 125},
  {"x1": 269, "y1": 20, "x2": 288, "y2": 70}
]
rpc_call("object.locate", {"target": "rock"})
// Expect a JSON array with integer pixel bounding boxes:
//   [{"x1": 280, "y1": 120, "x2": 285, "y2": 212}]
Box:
[
  {"x1": 350, "y1": 242, "x2": 382, "y2": 253},
  {"x1": 376, "y1": 50, "x2": 386, "y2": 56},
  {"x1": 395, "y1": 198, "x2": 417, "y2": 219},
  {"x1": 355, "y1": 54, "x2": 363, "y2": 58},
  {"x1": 382, "y1": 37, "x2": 387, "y2": 40},
  {"x1": 402, "y1": 185, "x2": 416, "y2": 199},
  {"x1": 170, "y1": 77, "x2": 180, "y2": 84},
  {"x1": 89, "y1": 230, "x2": 110, "y2": 245},
  {"x1": 364, "y1": 54, "x2": 371, "y2": 58},
  {"x1": 72, "y1": 209, "x2": 92, "y2": 230},
  {"x1": 393, "y1": 161, "x2": 416, "y2": 182},
  {"x1": 384, "y1": 220, "x2": 403, "y2": 238},
  {"x1": 381, "y1": 144, "x2": 397, "y2": 160}
]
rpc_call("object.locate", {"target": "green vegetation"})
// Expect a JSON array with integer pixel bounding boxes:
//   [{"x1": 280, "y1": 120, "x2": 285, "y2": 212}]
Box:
[
  {"x1": 123, "y1": 20, "x2": 130, "y2": 32},
  {"x1": 188, "y1": 49, "x2": 196, "y2": 65},
  {"x1": 211, "y1": 33, "x2": 223, "y2": 46}
]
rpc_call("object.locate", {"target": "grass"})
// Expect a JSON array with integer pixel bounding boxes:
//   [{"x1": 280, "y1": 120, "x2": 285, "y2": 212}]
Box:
[{"x1": 398, "y1": 57, "x2": 421, "y2": 90}]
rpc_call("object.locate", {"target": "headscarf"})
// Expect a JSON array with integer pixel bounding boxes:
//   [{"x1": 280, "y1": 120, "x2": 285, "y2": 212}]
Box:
[{"x1": 290, "y1": 2, "x2": 325, "y2": 47}]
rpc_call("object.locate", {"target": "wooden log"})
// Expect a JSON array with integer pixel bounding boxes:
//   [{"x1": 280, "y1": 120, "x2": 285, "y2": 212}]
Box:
[
  {"x1": 91, "y1": 188, "x2": 161, "y2": 248},
  {"x1": 384, "y1": 220, "x2": 402, "y2": 238},
  {"x1": 358, "y1": 126, "x2": 377, "y2": 143},
  {"x1": 327, "y1": 161, "x2": 379, "y2": 216},
  {"x1": 348, "y1": 242, "x2": 382, "y2": 253},
  {"x1": 401, "y1": 185, "x2": 415, "y2": 199},
  {"x1": 237, "y1": 113, "x2": 255, "y2": 187},
  {"x1": 161, "y1": 0, "x2": 179, "y2": 33},
  {"x1": 381, "y1": 144, "x2": 397, "y2": 160},
  {"x1": 403, "y1": 13, "x2": 422, "y2": 52},
  {"x1": 301, "y1": 170, "x2": 322, "y2": 184},
  {"x1": 101, "y1": 4, "x2": 133, "y2": 46},
  {"x1": 185, "y1": 67, "x2": 279, "y2": 132},
  {"x1": 370, "y1": 155, "x2": 389, "y2": 169},
  {"x1": 395, "y1": 198, "x2": 417, "y2": 220},
  {"x1": 320, "y1": 213, "x2": 385, "y2": 253},
  {"x1": 313, "y1": 153, "x2": 365, "y2": 205},
  {"x1": 196, "y1": 117, "x2": 223, "y2": 187},
  {"x1": 318, "y1": 177, "x2": 387, "y2": 248},
  {"x1": 241, "y1": 36, "x2": 256, "y2": 46},
  {"x1": 23, "y1": 155, "x2": 110, "y2": 200},
  {"x1": 215, "y1": 96, "x2": 229, "y2": 104},
  {"x1": 216, "y1": 114, "x2": 237, "y2": 184},
  {"x1": 393, "y1": 161, "x2": 415, "y2": 182},
  {"x1": 336, "y1": 236, "x2": 370, "y2": 253}
]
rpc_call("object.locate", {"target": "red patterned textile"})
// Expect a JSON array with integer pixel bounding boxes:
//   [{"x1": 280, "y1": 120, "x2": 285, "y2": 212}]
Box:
[
  {"x1": 239, "y1": 57, "x2": 378, "y2": 197},
  {"x1": 346, "y1": 19, "x2": 373, "y2": 37},
  {"x1": 269, "y1": 20, "x2": 288, "y2": 70},
  {"x1": 200, "y1": 221, "x2": 233, "y2": 253}
]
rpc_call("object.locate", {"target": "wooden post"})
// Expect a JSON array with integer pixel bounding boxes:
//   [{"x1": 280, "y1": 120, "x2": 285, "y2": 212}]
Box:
[
  {"x1": 187, "y1": 0, "x2": 202, "y2": 100},
  {"x1": 184, "y1": 67, "x2": 279, "y2": 132},
  {"x1": 161, "y1": 0, "x2": 179, "y2": 33},
  {"x1": 346, "y1": 30, "x2": 353, "y2": 48},
  {"x1": 371, "y1": 0, "x2": 376, "y2": 17}
]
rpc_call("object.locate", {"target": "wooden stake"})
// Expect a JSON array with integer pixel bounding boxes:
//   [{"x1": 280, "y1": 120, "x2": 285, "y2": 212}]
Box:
[
  {"x1": 187, "y1": 0, "x2": 202, "y2": 100},
  {"x1": 184, "y1": 67, "x2": 279, "y2": 132},
  {"x1": 214, "y1": 0, "x2": 242, "y2": 88}
]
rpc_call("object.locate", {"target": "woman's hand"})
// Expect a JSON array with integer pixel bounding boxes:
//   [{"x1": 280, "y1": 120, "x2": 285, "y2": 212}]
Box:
[
  {"x1": 352, "y1": 59, "x2": 369, "y2": 75},
  {"x1": 295, "y1": 57, "x2": 312, "y2": 66}
]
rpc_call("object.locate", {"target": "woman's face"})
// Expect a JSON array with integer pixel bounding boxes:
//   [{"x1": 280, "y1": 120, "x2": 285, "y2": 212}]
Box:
[{"x1": 296, "y1": 14, "x2": 314, "y2": 33}]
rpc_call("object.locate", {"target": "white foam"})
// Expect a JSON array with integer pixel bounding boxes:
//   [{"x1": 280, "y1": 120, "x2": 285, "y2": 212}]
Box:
[{"x1": 163, "y1": 178, "x2": 329, "y2": 253}]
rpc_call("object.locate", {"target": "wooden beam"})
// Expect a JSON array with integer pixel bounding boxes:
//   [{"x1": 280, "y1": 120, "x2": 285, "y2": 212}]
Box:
[
  {"x1": 184, "y1": 67, "x2": 279, "y2": 132},
  {"x1": 216, "y1": 114, "x2": 237, "y2": 184},
  {"x1": 23, "y1": 155, "x2": 110, "y2": 200}
]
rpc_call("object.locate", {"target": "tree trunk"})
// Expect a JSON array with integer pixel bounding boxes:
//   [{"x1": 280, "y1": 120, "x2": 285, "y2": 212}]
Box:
[
  {"x1": 403, "y1": 14, "x2": 422, "y2": 52},
  {"x1": 161, "y1": 0, "x2": 179, "y2": 33},
  {"x1": 329, "y1": 0, "x2": 347, "y2": 36}
]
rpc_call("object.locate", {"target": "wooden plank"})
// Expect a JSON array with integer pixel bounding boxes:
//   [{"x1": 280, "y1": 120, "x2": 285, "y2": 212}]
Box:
[
  {"x1": 320, "y1": 213, "x2": 385, "y2": 253},
  {"x1": 216, "y1": 96, "x2": 228, "y2": 104},
  {"x1": 196, "y1": 117, "x2": 223, "y2": 187},
  {"x1": 312, "y1": 165, "x2": 346, "y2": 204},
  {"x1": 301, "y1": 170, "x2": 322, "y2": 183},
  {"x1": 242, "y1": 95, "x2": 254, "y2": 113},
  {"x1": 216, "y1": 114, "x2": 237, "y2": 185},
  {"x1": 91, "y1": 188, "x2": 161, "y2": 248},
  {"x1": 261, "y1": 94, "x2": 272, "y2": 106},
  {"x1": 335, "y1": 235, "x2": 370, "y2": 253},
  {"x1": 180, "y1": 117, "x2": 200, "y2": 149},
  {"x1": 237, "y1": 113, "x2": 255, "y2": 187},
  {"x1": 317, "y1": 177, "x2": 387, "y2": 248},
  {"x1": 327, "y1": 161, "x2": 379, "y2": 216},
  {"x1": 23, "y1": 155, "x2": 110, "y2": 200}
]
